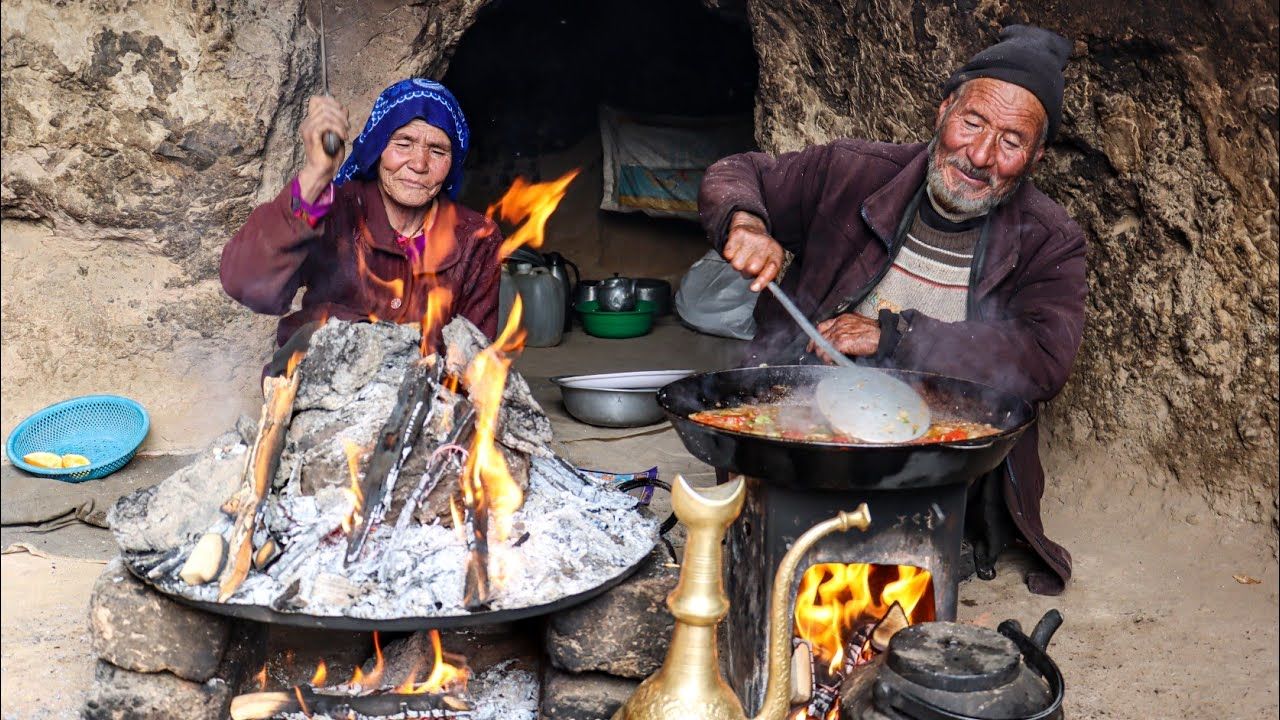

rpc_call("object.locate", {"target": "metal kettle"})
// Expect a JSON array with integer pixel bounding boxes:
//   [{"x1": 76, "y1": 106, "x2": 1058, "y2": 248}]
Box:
[
  {"x1": 599, "y1": 275, "x2": 638, "y2": 312},
  {"x1": 543, "y1": 251, "x2": 579, "y2": 330}
]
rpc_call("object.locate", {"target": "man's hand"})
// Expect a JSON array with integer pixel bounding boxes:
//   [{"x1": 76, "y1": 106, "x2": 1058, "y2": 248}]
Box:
[
  {"x1": 722, "y1": 211, "x2": 784, "y2": 292},
  {"x1": 808, "y1": 313, "x2": 881, "y2": 362},
  {"x1": 297, "y1": 96, "x2": 351, "y2": 202}
]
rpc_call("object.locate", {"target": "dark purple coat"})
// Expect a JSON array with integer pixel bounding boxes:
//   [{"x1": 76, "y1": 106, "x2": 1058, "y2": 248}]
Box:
[
  {"x1": 222, "y1": 179, "x2": 503, "y2": 348},
  {"x1": 698, "y1": 139, "x2": 1086, "y2": 594}
]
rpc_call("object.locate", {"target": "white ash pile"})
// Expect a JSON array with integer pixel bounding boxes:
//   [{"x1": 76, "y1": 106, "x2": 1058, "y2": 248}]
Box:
[{"x1": 109, "y1": 318, "x2": 658, "y2": 620}]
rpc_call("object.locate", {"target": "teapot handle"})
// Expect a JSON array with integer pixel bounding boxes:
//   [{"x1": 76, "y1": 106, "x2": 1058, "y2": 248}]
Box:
[{"x1": 564, "y1": 257, "x2": 580, "y2": 287}]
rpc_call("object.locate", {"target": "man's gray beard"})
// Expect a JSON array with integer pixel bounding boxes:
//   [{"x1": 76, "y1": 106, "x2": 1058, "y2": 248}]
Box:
[{"x1": 924, "y1": 136, "x2": 1026, "y2": 219}]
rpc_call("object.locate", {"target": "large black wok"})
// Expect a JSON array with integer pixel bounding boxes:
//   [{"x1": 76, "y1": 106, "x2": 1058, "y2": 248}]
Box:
[{"x1": 658, "y1": 366, "x2": 1035, "y2": 490}]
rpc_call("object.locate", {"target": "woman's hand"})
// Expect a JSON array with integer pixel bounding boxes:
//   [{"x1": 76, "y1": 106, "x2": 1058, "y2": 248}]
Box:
[
  {"x1": 808, "y1": 313, "x2": 881, "y2": 361},
  {"x1": 297, "y1": 96, "x2": 350, "y2": 201},
  {"x1": 722, "y1": 211, "x2": 784, "y2": 292}
]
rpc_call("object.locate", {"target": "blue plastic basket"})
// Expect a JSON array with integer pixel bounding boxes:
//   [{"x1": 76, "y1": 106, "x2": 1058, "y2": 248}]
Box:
[{"x1": 6, "y1": 395, "x2": 150, "y2": 482}]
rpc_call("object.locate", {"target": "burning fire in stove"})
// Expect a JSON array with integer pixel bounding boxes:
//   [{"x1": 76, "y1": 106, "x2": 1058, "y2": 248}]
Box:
[
  {"x1": 791, "y1": 563, "x2": 934, "y2": 719},
  {"x1": 231, "y1": 631, "x2": 471, "y2": 720}
]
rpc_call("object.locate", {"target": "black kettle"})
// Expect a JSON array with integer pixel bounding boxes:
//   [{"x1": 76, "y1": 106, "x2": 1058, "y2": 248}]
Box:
[
  {"x1": 543, "y1": 251, "x2": 579, "y2": 331},
  {"x1": 843, "y1": 610, "x2": 1065, "y2": 720}
]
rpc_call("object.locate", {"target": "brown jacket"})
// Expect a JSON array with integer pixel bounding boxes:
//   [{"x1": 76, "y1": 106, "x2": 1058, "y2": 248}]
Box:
[
  {"x1": 698, "y1": 139, "x2": 1086, "y2": 594},
  {"x1": 222, "y1": 178, "x2": 503, "y2": 348}
]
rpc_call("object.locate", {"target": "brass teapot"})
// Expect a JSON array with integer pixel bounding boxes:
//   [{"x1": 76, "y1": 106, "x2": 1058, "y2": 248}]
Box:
[{"x1": 614, "y1": 475, "x2": 870, "y2": 720}]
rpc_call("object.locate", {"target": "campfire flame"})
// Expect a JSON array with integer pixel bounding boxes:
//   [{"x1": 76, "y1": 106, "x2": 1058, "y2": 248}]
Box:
[
  {"x1": 366, "y1": 631, "x2": 386, "y2": 687},
  {"x1": 340, "y1": 441, "x2": 366, "y2": 534},
  {"x1": 293, "y1": 685, "x2": 312, "y2": 717},
  {"x1": 460, "y1": 295, "x2": 527, "y2": 543},
  {"x1": 412, "y1": 202, "x2": 460, "y2": 356},
  {"x1": 794, "y1": 563, "x2": 934, "y2": 674},
  {"x1": 393, "y1": 629, "x2": 469, "y2": 694},
  {"x1": 354, "y1": 218, "x2": 406, "y2": 322},
  {"x1": 253, "y1": 665, "x2": 268, "y2": 691},
  {"x1": 420, "y1": 286, "x2": 454, "y2": 357},
  {"x1": 486, "y1": 169, "x2": 580, "y2": 259},
  {"x1": 285, "y1": 350, "x2": 306, "y2": 378},
  {"x1": 309, "y1": 660, "x2": 327, "y2": 687}
]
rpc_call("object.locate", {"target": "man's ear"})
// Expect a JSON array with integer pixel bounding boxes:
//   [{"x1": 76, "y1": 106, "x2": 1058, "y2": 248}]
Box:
[{"x1": 935, "y1": 96, "x2": 954, "y2": 130}]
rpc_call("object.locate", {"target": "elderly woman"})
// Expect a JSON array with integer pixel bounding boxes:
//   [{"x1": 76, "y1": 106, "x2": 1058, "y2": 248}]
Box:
[{"x1": 222, "y1": 78, "x2": 502, "y2": 369}]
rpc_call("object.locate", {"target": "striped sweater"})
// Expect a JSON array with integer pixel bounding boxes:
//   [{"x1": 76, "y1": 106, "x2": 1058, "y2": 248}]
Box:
[{"x1": 854, "y1": 209, "x2": 981, "y2": 322}]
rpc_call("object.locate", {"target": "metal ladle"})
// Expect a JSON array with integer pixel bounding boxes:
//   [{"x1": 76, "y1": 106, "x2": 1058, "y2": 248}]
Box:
[{"x1": 765, "y1": 281, "x2": 930, "y2": 443}]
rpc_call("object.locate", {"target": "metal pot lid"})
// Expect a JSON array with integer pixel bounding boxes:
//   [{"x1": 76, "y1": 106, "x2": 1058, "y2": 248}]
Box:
[{"x1": 886, "y1": 622, "x2": 1021, "y2": 693}]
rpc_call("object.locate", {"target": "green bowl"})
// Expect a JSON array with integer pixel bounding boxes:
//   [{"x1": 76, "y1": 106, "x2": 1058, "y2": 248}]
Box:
[{"x1": 576, "y1": 300, "x2": 656, "y2": 339}]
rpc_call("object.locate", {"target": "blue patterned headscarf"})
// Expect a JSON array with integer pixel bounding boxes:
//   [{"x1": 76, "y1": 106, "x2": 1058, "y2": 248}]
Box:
[{"x1": 334, "y1": 78, "x2": 470, "y2": 200}]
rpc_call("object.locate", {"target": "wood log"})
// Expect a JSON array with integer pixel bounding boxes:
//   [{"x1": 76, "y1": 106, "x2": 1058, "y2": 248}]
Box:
[
  {"x1": 345, "y1": 358, "x2": 441, "y2": 565},
  {"x1": 218, "y1": 368, "x2": 302, "y2": 601},
  {"x1": 229, "y1": 685, "x2": 470, "y2": 720},
  {"x1": 395, "y1": 400, "x2": 475, "y2": 534},
  {"x1": 839, "y1": 621, "x2": 876, "y2": 677},
  {"x1": 790, "y1": 639, "x2": 814, "y2": 705},
  {"x1": 805, "y1": 682, "x2": 841, "y2": 720},
  {"x1": 458, "y1": 482, "x2": 490, "y2": 612},
  {"x1": 870, "y1": 601, "x2": 910, "y2": 653}
]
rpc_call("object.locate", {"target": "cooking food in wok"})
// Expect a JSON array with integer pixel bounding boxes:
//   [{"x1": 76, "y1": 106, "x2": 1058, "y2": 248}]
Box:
[
  {"x1": 690, "y1": 402, "x2": 998, "y2": 444},
  {"x1": 658, "y1": 366, "x2": 1037, "y2": 489}
]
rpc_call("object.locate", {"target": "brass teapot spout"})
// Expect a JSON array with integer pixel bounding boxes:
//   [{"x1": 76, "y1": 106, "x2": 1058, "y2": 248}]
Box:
[{"x1": 613, "y1": 475, "x2": 871, "y2": 720}]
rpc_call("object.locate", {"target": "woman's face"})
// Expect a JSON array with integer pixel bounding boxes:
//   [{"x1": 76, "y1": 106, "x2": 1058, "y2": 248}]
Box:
[{"x1": 378, "y1": 119, "x2": 452, "y2": 208}]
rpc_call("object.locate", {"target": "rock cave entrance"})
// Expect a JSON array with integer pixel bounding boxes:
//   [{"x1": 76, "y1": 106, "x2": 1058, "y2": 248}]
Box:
[{"x1": 442, "y1": 0, "x2": 759, "y2": 281}]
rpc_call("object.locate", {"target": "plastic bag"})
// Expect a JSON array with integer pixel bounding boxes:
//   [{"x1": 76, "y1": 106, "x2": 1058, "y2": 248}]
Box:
[{"x1": 674, "y1": 249, "x2": 759, "y2": 341}]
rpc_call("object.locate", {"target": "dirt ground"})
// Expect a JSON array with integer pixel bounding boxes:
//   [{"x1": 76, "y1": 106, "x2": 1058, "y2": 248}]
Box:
[{"x1": 2, "y1": 322, "x2": 1276, "y2": 719}]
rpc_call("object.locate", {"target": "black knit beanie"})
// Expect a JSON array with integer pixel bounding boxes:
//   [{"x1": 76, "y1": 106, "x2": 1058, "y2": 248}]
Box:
[{"x1": 942, "y1": 25, "x2": 1072, "y2": 142}]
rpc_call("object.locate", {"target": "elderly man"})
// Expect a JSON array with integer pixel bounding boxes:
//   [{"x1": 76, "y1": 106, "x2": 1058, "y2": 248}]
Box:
[{"x1": 698, "y1": 25, "x2": 1084, "y2": 595}]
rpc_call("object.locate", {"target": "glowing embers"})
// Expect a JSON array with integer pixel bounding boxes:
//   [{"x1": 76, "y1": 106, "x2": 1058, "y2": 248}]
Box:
[{"x1": 791, "y1": 563, "x2": 934, "y2": 720}]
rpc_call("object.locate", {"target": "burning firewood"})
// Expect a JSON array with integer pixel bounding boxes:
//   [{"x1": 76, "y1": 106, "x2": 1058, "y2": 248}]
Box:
[
  {"x1": 228, "y1": 685, "x2": 470, "y2": 720},
  {"x1": 839, "y1": 621, "x2": 876, "y2": 676},
  {"x1": 791, "y1": 639, "x2": 814, "y2": 705},
  {"x1": 870, "y1": 601, "x2": 910, "y2": 653},
  {"x1": 457, "y1": 484, "x2": 491, "y2": 611},
  {"x1": 378, "y1": 400, "x2": 476, "y2": 581},
  {"x1": 218, "y1": 362, "x2": 304, "y2": 601},
  {"x1": 806, "y1": 681, "x2": 841, "y2": 719},
  {"x1": 344, "y1": 358, "x2": 442, "y2": 565}
]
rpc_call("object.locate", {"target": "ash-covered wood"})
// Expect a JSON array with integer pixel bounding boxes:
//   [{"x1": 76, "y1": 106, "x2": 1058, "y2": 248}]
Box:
[
  {"x1": 392, "y1": 400, "x2": 475, "y2": 539},
  {"x1": 442, "y1": 320, "x2": 552, "y2": 458},
  {"x1": 220, "y1": 368, "x2": 303, "y2": 601},
  {"x1": 110, "y1": 319, "x2": 659, "y2": 621},
  {"x1": 459, "y1": 481, "x2": 491, "y2": 611},
  {"x1": 345, "y1": 358, "x2": 441, "y2": 565},
  {"x1": 229, "y1": 686, "x2": 469, "y2": 720}
]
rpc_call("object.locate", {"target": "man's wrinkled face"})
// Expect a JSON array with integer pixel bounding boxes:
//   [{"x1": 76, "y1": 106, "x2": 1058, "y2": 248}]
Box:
[
  {"x1": 378, "y1": 119, "x2": 452, "y2": 208},
  {"x1": 926, "y1": 78, "x2": 1047, "y2": 217}
]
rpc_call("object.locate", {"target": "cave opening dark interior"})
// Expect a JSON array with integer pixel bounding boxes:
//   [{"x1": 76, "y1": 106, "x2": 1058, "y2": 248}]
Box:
[{"x1": 442, "y1": 0, "x2": 759, "y2": 281}]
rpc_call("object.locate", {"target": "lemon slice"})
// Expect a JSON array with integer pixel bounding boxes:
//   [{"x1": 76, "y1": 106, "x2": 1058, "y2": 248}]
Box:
[
  {"x1": 61, "y1": 454, "x2": 91, "y2": 468},
  {"x1": 23, "y1": 451, "x2": 64, "y2": 469}
]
